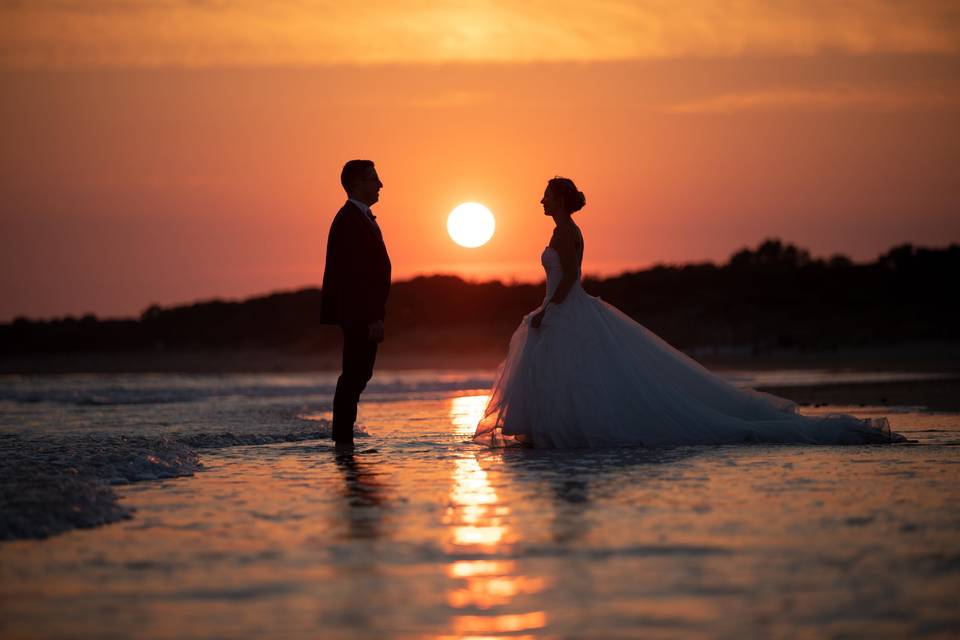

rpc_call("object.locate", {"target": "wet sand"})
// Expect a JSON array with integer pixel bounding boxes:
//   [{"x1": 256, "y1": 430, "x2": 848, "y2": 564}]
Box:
[{"x1": 759, "y1": 377, "x2": 960, "y2": 412}]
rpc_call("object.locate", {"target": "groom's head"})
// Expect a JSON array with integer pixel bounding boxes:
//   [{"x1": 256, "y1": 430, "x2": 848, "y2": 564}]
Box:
[{"x1": 341, "y1": 159, "x2": 382, "y2": 207}]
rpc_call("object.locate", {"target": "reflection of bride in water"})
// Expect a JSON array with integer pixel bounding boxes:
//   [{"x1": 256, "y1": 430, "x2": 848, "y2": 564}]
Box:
[{"x1": 474, "y1": 177, "x2": 904, "y2": 448}]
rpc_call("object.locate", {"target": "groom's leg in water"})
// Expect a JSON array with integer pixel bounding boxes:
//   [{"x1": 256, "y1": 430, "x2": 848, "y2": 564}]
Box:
[{"x1": 332, "y1": 324, "x2": 378, "y2": 442}]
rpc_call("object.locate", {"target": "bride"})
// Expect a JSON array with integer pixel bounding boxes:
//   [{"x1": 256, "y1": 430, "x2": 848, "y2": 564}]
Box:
[{"x1": 474, "y1": 177, "x2": 904, "y2": 448}]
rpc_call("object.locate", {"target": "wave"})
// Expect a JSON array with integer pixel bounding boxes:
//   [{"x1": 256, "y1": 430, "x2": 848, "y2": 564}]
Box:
[
  {"x1": 0, "y1": 372, "x2": 495, "y2": 407},
  {"x1": 0, "y1": 419, "x2": 344, "y2": 541},
  {"x1": 4, "y1": 369, "x2": 949, "y2": 408}
]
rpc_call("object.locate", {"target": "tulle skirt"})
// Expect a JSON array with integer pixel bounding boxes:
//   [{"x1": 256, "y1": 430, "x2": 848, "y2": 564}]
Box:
[{"x1": 474, "y1": 286, "x2": 903, "y2": 448}]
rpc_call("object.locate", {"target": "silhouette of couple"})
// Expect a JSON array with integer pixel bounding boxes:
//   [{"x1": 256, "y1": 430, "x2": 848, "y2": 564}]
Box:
[{"x1": 322, "y1": 160, "x2": 903, "y2": 449}]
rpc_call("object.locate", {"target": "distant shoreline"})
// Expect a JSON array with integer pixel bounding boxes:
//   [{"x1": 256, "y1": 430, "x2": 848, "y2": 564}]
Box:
[{"x1": 3, "y1": 341, "x2": 958, "y2": 375}]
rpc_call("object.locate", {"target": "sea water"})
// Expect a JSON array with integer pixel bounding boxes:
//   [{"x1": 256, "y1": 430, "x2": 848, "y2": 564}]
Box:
[{"x1": 1, "y1": 370, "x2": 958, "y2": 639}]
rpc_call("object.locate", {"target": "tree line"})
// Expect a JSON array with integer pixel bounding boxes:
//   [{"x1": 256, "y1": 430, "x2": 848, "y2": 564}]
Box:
[{"x1": 3, "y1": 240, "x2": 958, "y2": 356}]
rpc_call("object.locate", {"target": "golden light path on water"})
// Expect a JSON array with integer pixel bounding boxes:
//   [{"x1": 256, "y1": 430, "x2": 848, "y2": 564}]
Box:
[
  {"x1": 448, "y1": 394, "x2": 491, "y2": 437},
  {"x1": 442, "y1": 394, "x2": 548, "y2": 638}
]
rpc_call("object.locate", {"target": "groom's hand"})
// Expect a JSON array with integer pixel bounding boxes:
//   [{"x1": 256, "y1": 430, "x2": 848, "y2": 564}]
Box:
[{"x1": 368, "y1": 320, "x2": 385, "y2": 343}]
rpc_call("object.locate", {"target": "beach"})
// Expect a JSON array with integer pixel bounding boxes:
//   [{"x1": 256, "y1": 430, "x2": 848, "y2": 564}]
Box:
[{"x1": 1, "y1": 365, "x2": 959, "y2": 638}]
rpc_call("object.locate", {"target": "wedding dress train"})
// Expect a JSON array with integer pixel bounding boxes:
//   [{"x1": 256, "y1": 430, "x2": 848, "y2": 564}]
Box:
[{"x1": 474, "y1": 247, "x2": 903, "y2": 448}]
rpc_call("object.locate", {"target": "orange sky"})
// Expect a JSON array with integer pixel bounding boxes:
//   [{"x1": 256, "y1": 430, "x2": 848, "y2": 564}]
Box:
[{"x1": 1, "y1": 1, "x2": 959, "y2": 320}]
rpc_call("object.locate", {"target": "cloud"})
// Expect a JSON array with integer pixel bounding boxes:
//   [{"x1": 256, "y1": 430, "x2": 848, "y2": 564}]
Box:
[
  {"x1": 666, "y1": 87, "x2": 960, "y2": 114},
  {"x1": 1, "y1": 0, "x2": 958, "y2": 68}
]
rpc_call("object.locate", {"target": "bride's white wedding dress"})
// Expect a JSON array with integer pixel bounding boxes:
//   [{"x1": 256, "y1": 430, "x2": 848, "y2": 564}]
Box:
[{"x1": 474, "y1": 245, "x2": 904, "y2": 448}]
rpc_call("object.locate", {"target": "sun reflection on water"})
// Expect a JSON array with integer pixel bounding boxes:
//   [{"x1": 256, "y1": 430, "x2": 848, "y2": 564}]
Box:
[
  {"x1": 446, "y1": 560, "x2": 547, "y2": 609},
  {"x1": 449, "y1": 394, "x2": 491, "y2": 437},
  {"x1": 448, "y1": 456, "x2": 508, "y2": 549},
  {"x1": 443, "y1": 395, "x2": 548, "y2": 638}
]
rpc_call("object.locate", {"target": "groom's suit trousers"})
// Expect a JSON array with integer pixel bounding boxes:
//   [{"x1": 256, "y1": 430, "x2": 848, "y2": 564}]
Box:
[{"x1": 332, "y1": 324, "x2": 378, "y2": 442}]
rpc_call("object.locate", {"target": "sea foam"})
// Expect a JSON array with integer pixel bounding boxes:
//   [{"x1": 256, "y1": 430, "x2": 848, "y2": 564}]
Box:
[{"x1": 0, "y1": 421, "x2": 343, "y2": 541}]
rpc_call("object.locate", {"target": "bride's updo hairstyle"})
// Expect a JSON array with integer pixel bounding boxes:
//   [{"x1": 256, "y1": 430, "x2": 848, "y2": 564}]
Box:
[{"x1": 548, "y1": 176, "x2": 586, "y2": 214}]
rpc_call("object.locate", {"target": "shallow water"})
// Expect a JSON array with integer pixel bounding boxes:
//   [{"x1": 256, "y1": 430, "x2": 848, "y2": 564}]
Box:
[{"x1": 1, "y1": 372, "x2": 959, "y2": 638}]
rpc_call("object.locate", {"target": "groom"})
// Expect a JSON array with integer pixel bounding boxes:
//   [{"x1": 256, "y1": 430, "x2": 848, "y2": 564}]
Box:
[{"x1": 321, "y1": 160, "x2": 391, "y2": 447}]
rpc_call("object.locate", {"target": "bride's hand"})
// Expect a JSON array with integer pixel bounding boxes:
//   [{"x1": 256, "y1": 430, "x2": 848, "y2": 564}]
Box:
[{"x1": 530, "y1": 310, "x2": 546, "y2": 329}]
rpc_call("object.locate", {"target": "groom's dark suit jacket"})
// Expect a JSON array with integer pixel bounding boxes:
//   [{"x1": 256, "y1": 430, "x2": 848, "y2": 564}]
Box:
[{"x1": 321, "y1": 201, "x2": 392, "y2": 326}]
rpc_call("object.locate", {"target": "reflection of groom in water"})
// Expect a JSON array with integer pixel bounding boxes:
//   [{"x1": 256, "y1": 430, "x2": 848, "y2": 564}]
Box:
[{"x1": 321, "y1": 160, "x2": 391, "y2": 447}]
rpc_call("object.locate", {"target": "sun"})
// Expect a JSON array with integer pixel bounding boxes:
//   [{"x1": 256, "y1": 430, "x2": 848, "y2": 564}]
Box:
[{"x1": 447, "y1": 202, "x2": 495, "y2": 248}]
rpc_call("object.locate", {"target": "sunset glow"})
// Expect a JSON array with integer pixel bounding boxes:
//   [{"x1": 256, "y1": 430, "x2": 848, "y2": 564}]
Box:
[
  {"x1": 0, "y1": 1, "x2": 958, "y2": 319},
  {"x1": 2, "y1": 1, "x2": 957, "y2": 68}
]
